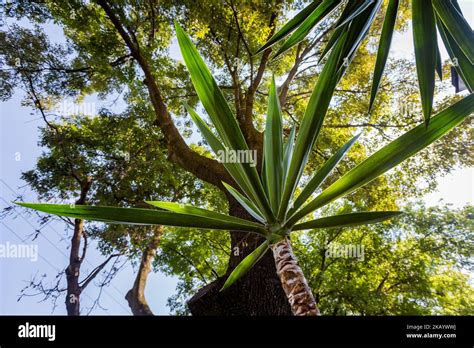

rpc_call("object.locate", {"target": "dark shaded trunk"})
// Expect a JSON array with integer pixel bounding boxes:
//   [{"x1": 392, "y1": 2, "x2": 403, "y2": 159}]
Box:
[
  {"x1": 65, "y1": 218, "x2": 83, "y2": 316},
  {"x1": 126, "y1": 227, "x2": 162, "y2": 315},
  {"x1": 65, "y1": 176, "x2": 92, "y2": 316},
  {"x1": 187, "y1": 196, "x2": 292, "y2": 315}
]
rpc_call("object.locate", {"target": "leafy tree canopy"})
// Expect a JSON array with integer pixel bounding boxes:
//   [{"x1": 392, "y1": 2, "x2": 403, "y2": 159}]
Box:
[{"x1": 1, "y1": 0, "x2": 472, "y2": 315}]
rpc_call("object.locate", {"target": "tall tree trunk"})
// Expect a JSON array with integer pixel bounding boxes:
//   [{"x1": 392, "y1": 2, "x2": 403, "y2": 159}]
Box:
[
  {"x1": 187, "y1": 197, "x2": 292, "y2": 315},
  {"x1": 97, "y1": 0, "x2": 291, "y2": 316},
  {"x1": 65, "y1": 218, "x2": 84, "y2": 316},
  {"x1": 65, "y1": 176, "x2": 92, "y2": 316},
  {"x1": 272, "y1": 238, "x2": 320, "y2": 316},
  {"x1": 126, "y1": 227, "x2": 162, "y2": 315}
]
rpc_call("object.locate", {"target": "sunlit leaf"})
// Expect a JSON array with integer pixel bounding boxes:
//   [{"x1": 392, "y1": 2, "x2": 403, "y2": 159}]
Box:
[
  {"x1": 273, "y1": 0, "x2": 342, "y2": 60},
  {"x1": 293, "y1": 211, "x2": 403, "y2": 231},
  {"x1": 283, "y1": 126, "x2": 296, "y2": 185},
  {"x1": 334, "y1": 0, "x2": 374, "y2": 29},
  {"x1": 145, "y1": 201, "x2": 265, "y2": 233},
  {"x1": 16, "y1": 203, "x2": 266, "y2": 233},
  {"x1": 263, "y1": 76, "x2": 284, "y2": 212},
  {"x1": 412, "y1": 0, "x2": 437, "y2": 126},
  {"x1": 287, "y1": 94, "x2": 474, "y2": 226},
  {"x1": 433, "y1": 0, "x2": 474, "y2": 64},
  {"x1": 290, "y1": 134, "x2": 360, "y2": 215},
  {"x1": 222, "y1": 182, "x2": 266, "y2": 224},
  {"x1": 255, "y1": 0, "x2": 322, "y2": 54},
  {"x1": 369, "y1": 0, "x2": 399, "y2": 113},
  {"x1": 278, "y1": 29, "x2": 348, "y2": 220},
  {"x1": 176, "y1": 23, "x2": 274, "y2": 220},
  {"x1": 220, "y1": 241, "x2": 269, "y2": 291},
  {"x1": 185, "y1": 104, "x2": 266, "y2": 216}
]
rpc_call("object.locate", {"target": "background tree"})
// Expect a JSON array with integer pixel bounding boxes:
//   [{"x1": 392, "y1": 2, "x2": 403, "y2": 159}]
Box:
[
  {"x1": 18, "y1": 109, "x2": 221, "y2": 314},
  {"x1": 295, "y1": 203, "x2": 474, "y2": 315}
]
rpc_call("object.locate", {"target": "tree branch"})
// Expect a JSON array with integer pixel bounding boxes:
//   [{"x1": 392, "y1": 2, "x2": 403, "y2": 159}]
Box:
[
  {"x1": 97, "y1": 0, "x2": 231, "y2": 189},
  {"x1": 241, "y1": 10, "x2": 279, "y2": 154},
  {"x1": 279, "y1": 25, "x2": 332, "y2": 107},
  {"x1": 79, "y1": 253, "x2": 122, "y2": 291}
]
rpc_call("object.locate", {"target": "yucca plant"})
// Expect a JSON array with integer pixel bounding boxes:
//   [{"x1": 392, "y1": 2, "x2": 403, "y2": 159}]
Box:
[
  {"x1": 257, "y1": 0, "x2": 473, "y2": 124},
  {"x1": 18, "y1": 21, "x2": 474, "y2": 316}
]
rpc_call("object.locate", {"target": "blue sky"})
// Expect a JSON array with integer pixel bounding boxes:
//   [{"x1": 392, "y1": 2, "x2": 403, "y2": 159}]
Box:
[{"x1": 0, "y1": 1, "x2": 473, "y2": 315}]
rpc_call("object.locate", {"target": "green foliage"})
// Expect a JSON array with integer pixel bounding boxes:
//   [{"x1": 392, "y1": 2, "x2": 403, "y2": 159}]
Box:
[
  {"x1": 221, "y1": 240, "x2": 269, "y2": 291},
  {"x1": 156, "y1": 227, "x2": 230, "y2": 314},
  {"x1": 18, "y1": 111, "x2": 226, "y2": 259},
  {"x1": 369, "y1": 0, "x2": 399, "y2": 113},
  {"x1": 412, "y1": 0, "x2": 437, "y2": 125},
  {"x1": 290, "y1": 134, "x2": 359, "y2": 215},
  {"x1": 263, "y1": 77, "x2": 284, "y2": 212},
  {"x1": 176, "y1": 20, "x2": 273, "y2": 219},
  {"x1": 272, "y1": 0, "x2": 341, "y2": 60},
  {"x1": 17, "y1": 24, "x2": 473, "y2": 292},
  {"x1": 256, "y1": 0, "x2": 322, "y2": 54},
  {"x1": 293, "y1": 203, "x2": 474, "y2": 315},
  {"x1": 288, "y1": 94, "x2": 474, "y2": 225},
  {"x1": 257, "y1": 0, "x2": 474, "y2": 125}
]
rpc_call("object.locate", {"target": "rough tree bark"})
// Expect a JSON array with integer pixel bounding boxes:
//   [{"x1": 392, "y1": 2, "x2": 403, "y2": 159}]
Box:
[
  {"x1": 272, "y1": 238, "x2": 320, "y2": 316},
  {"x1": 125, "y1": 226, "x2": 163, "y2": 315},
  {"x1": 187, "y1": 197, "x2": 292, "y2": 315}
]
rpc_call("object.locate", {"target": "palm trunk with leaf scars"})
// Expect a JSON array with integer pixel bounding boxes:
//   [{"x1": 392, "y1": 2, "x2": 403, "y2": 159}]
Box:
[{"x1": 272, "y1": 238, "x2": 320, "y2": 316}]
